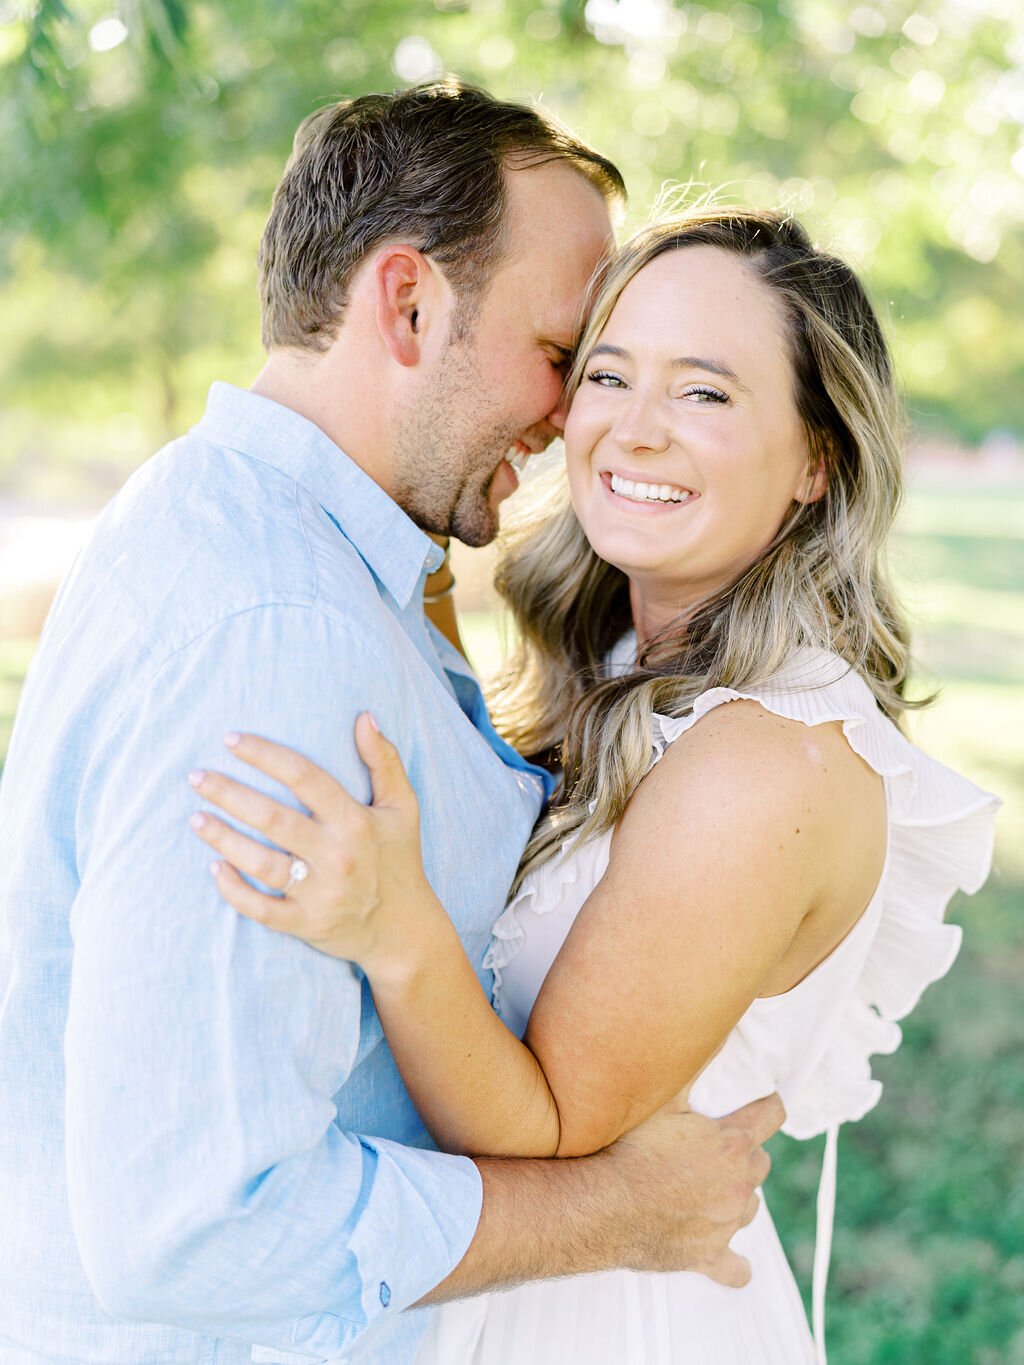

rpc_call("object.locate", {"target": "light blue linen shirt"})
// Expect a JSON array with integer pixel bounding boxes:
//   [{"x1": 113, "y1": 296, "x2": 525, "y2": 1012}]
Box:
[{"x1": 0, "y1": 384, "x2": 549, "y2": 1365}]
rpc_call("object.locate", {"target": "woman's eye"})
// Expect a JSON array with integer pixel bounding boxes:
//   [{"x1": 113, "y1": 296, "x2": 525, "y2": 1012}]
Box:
[
  {"x1": 684, "y1": 385, "x2": 728, "y2": 403},
  {"x1": 586, "y1": 369, "x2": 626, "y2": 388}
]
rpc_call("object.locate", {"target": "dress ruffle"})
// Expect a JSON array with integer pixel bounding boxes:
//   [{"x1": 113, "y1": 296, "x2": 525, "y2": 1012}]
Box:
[
  {"x1": 484, "y1": 828, "x2": 595, "y2": 1014},
  {"x1": 484, "y1": 648, "x2": 999, "y2": 1139}
]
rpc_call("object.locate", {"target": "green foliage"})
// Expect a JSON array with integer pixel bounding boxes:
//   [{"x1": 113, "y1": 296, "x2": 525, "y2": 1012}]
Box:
[{"x1": 1, "y1": 0, "x2": 1022, "y2": 497}]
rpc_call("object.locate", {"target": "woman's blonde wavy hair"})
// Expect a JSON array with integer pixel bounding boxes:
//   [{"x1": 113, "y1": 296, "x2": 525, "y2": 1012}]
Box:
[{"x1": 488, "y1": 207, "x2": 921, "y2": 890}]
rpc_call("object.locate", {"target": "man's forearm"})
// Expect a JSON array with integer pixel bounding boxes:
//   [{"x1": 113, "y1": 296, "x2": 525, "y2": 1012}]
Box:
[
  {"x1": 416, "y1": 1150, "x2": 624, "y2": 1304},
  {"x1": 416, "y1": 1095, "x2": 785, "y2": 1305}
]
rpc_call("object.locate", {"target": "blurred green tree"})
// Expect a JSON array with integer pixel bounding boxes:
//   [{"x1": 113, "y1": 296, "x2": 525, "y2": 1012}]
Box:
[{"x1": 1, "y1": 0, "x2": 1022, "y2": 497}]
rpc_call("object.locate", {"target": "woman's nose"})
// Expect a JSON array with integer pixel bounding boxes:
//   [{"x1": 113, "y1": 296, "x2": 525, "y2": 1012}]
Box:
[{"x1": 612, "y1": 394, "x2": 670, "y2": 456}]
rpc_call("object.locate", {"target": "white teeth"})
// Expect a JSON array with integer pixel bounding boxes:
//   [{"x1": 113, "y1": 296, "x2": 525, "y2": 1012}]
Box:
[{"x1": 609, "y1": 473, "x2": 692, "y2": 504}]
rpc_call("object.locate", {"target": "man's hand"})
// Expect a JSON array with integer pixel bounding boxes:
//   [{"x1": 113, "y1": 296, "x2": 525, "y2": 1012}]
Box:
[
  {"x1": 418, "y1": 1092, "x2": 784, "y2": 1306},
  {"x1": 601, "y1": 1093, "x2": 784, "y2": 1287}
]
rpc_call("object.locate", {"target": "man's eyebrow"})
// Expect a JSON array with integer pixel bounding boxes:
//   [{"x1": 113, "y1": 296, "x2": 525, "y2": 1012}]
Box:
[{"x1": 586, "y1": 343, "x2": 751, "y2": 392}]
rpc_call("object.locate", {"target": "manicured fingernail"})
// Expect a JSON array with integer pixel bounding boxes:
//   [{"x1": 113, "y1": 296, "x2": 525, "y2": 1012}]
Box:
[
  {"x1": 208, "y1": 860, "x2": 222, "y2": 877},
  {"x1": 366, "y1": 712, "x2": 380, "y2": 732},
  {"x1": 188, "y1": 770, "x2": 205, "y2": 788},
  {"x1": 189, "y1": 812, "x2": 206, "y2": 831},
  {"x1": 224, "y1": 732, "x2": 241, "y2": 748}
]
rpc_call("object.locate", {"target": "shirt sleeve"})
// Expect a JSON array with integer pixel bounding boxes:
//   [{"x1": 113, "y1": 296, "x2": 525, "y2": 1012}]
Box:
[{"x1": 64, "y1": 602, "x2": 482, "y2": 1358}]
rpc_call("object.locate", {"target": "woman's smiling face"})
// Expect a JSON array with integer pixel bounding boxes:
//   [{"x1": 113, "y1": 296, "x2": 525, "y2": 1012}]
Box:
[{"x1": 564, "y1": 245, "x2": 825, "y2": 634}]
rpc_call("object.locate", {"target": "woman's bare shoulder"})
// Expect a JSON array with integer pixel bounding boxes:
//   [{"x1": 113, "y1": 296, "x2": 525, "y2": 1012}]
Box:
[{"x1": 633, "y1": 697, "x2": 873, "y2": 821}]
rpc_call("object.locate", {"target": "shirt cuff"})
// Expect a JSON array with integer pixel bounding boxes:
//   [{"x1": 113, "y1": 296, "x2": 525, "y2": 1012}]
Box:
[
  {"x1": 250, "y1": 1137, "x2": 481, "y2": 1362},
  {"x1": 348, "y1": 1134, "x2": 483, "y2": 1327}
]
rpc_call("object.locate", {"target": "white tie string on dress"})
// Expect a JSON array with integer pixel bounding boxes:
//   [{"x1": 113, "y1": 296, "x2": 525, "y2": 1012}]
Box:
[{"x1": 811, "y1": 1122, "x2": 840, "y2": 1365}]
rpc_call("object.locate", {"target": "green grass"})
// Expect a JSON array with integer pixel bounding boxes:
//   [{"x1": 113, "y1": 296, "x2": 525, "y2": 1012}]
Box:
[{"x1": 2, "y1": 477, "x2": 1021, "y2": 1360}]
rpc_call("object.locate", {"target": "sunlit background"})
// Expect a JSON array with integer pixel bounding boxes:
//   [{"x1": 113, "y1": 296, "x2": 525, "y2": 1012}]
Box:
[{"x1": 2, "y1": 2, "x2": 1022, "y2": 1360}]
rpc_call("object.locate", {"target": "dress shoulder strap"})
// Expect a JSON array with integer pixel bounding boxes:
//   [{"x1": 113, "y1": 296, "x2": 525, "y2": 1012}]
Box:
[{"x1": 812, "y1": 1123, "x2": 840, "y2": 1365}]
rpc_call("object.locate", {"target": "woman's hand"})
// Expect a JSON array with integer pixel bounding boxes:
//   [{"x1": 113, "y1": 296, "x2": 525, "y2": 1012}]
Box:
[{"x1": 187, "y1": 714, "x2": 440, "y2": 974}]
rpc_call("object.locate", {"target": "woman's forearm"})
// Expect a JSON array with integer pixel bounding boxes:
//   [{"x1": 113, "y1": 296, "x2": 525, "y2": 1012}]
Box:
[{"x1": 367, "y1": 899, "x2": 561, "y2": 1158}]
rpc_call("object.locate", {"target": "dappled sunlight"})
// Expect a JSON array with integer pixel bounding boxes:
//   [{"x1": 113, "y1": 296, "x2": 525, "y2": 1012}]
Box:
[{"x1": 3, "y1": 0, "x2": 1023, "y2": 481}]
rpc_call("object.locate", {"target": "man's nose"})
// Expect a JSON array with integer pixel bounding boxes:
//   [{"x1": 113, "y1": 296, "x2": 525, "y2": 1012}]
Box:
[{"x1": 548, "y1": 379, "x2": 571, "y2": 433}]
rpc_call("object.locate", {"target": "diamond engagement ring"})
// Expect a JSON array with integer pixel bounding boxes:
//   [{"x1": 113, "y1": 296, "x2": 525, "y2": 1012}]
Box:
[{"x1": 282, "y1": 857, "x2": 310, "y2": 896}]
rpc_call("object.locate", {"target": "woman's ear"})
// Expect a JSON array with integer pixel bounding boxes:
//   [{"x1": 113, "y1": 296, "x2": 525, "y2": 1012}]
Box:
[
  {"x1": 795, "y1": 455, "x2": 828, "y2": 506},
  {"x1": 374, "y1": 245, "x2": 429, "y2": 367}
]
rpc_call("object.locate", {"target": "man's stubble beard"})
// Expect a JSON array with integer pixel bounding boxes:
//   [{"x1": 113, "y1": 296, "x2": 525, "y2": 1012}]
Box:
[{"x1": 392, "y1": 338, "x2": 518, "y2": 549}]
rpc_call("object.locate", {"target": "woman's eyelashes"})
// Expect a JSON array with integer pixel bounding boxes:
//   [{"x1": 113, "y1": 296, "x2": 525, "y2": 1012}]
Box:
[
  {"x1": 686, "y1": 385, "x2": 729, "y2": 403},
  {"x1": 584, "y1": 370, "x2": 729, "y2": 404},
  {"x1": 586, "y1": 368, "x2": 627, "y2": 388}
]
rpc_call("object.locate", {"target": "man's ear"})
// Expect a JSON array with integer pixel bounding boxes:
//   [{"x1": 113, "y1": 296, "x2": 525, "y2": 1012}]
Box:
[{"x1": 374, "y1": 245, "x2": 431, "y2": 367}]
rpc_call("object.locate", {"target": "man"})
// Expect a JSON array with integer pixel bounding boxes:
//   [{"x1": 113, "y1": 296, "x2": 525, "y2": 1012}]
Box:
[{"x1": 0, "y1": 81, "x2": 782, "y2": 1363}]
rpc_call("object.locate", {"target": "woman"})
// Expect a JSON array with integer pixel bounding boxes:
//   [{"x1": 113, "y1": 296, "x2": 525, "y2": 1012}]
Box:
[{"x1": 189, "y1": 210, "x2": 998, "y2": 1363}]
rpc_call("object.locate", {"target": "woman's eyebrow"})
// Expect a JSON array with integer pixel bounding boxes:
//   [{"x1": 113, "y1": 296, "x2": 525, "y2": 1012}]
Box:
[
  {"x1": 587, "y1": 343, "x2": 751, "y2": 393},
  {"x1": 588, "y1": 343, "x2": 630, "y2": 361}
]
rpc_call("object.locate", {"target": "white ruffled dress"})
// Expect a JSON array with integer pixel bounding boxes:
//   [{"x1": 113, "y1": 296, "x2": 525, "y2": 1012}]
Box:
[{"x1": 416, "y1": 647, "x2": 998, "y2": 1365}]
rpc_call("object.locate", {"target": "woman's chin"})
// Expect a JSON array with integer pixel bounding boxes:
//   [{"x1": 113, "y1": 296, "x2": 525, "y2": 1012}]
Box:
[{"x1": 581, "y1": 522, "x2": 677, "y2": 581}]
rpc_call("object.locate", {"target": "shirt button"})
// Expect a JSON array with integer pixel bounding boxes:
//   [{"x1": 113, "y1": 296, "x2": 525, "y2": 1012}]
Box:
[{"x1": 379, "y1": 1280, "x2": 392, "y2": 1308}]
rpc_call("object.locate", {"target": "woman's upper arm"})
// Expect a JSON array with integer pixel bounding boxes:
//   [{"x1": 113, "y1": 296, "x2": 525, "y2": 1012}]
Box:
[{"x1": 524, "y1": 701, "x2": 840, "y2": 1157}]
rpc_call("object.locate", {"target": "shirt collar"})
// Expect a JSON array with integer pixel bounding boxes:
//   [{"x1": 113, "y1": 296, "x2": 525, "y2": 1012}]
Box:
[{"x1": 192, "y1": 382, "x2": 444, "y2": 607}]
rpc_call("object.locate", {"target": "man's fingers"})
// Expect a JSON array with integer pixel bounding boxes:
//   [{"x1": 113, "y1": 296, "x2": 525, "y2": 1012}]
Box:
[
  {"x1": 738, "y1": 1191, "x2": 761, "y2": 1230},
  {"x1": 354, "y1": 713, "x2": 417, "y2": 812},
  {"x1": 724, "y1": 1092, "x2": 786, "y2": 1145},
  {"x1": 704, "y1": 1249, "x2": 752, "y2": 1290},
  {"x1": 749, "y1": 1144, "x2": 772, "y2": 1187}
]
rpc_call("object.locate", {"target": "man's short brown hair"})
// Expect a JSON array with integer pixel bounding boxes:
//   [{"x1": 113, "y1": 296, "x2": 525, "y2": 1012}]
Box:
[{"x1": 258, "y1": 79, "x2": 625, "y2": 351}]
